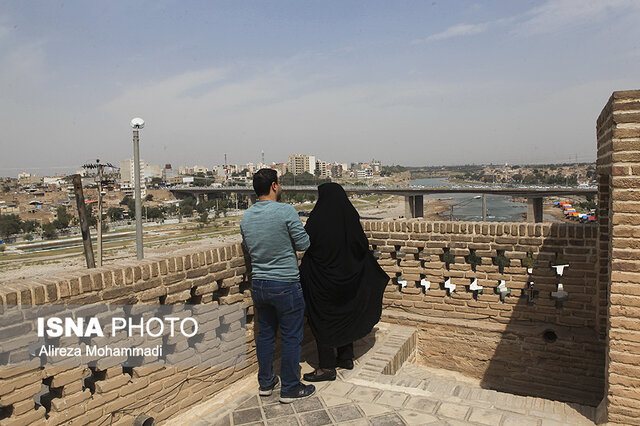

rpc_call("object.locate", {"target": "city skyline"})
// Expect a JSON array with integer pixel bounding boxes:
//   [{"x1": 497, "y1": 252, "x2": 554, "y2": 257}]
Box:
[{"x1": 2, "y1": 1, "x2": 640, "y2": 176}]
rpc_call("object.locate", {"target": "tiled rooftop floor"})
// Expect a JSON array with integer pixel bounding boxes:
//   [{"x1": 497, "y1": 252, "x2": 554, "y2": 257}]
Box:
[{"x1": 177, "y1": 323, "x2": 595, "y2": 426}]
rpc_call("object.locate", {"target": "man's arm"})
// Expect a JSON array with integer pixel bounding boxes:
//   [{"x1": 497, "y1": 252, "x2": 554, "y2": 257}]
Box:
[
  {"x1": 239, "y1": 223, "x2": 249, "y2": 250},
  {"x1": 285, "y1": 206, "x2": 310, "y2": 251}
]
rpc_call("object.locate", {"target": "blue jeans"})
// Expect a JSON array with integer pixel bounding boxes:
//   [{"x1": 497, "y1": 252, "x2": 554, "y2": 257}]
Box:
[{"x1": 251, "y1": 279, "x2": 305, "y2": 394}]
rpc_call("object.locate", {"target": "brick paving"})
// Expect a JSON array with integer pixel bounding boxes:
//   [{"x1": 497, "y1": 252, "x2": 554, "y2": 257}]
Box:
[{"x1": 178, "y1": 323, "x2": 596, "y2": 426}]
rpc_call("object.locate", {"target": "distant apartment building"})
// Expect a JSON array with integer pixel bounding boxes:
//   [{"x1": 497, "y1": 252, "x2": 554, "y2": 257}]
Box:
[
  {"x1": 271, "y1": 163, "x2": 288, "y2": 177},
  {"x1": 120, "y1": 158, "x2": 147, "y2": 198},
  {"x1": 17, "y1": 173, "x2": 43, "y2": 186},
  {"x1": 145, "y1": 164, "x2": 164, "y2": 182},
  {"x1": 178, "y1": 166, "x2": 194, "y2": 175},
  {"x1": 162, "y1": 164, "x2": 178, "y2": 181},
  {"x1": 315, "y1": 160, "x2": 331, "y2": 178},
  {"x1": 242, "y1": 163, "x2": 269, "y2": 174},
  {"x1": 120, "y1": 158, "x2": 146, "y2": 185},
  {"x1": 193, "y1": 165, "x2": 209, "y2": 175},
  {"x1": 43, "y1": 176, "x2": 65, "y2": 187},
  {"x1": 370, "y1": 159, "x2": 382, "y2": 175},
  {"x1": 0, "y1": 201, "x2": 19, "y2": 214},
  {"x1": 240, "y1": 163, "x2": 259, "y2": 175},
  {"x1": 356, "y1": 168, "x2": 373, "y2": 179},
  {"x1": 288, "y1": 154, "x2": 316, "y2": 176},
  {"x1": 330, "y1": 163, "x2": 344, "y2": 178},
  {"x1": 211, "y1": 166, "x2": 226, "y2": 177}
]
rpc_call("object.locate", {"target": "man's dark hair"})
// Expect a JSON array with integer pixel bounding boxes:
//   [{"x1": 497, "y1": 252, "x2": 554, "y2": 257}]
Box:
[{"x1": 253, "y1": 168, "x2": 278, "y2": 196}]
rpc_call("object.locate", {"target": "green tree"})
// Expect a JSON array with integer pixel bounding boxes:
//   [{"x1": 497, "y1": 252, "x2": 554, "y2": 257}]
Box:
[
  {"x1": 180, "y1": 204, "x2": 194, "y2": 217},
  {"x1": 21, "y1": 219, "x2": 40, "y2": 233},
  {"x1": 120, "y1": 196, "x2": 137, "y2": 218},
  {"x1": 165, "y1": 204, "x2": 178, "y2": 216},
  {"x1": 85, "y1": 205, "x2": 97, "y2": 227},
  {"x1": 179, "y1": 196, "x2": 196, "y2": 217},
  {"x1": 106, "y1": 207, "x2": 124, "y2": 221},
  {"x1": 0, "y1": 214, "x2": 22, "y2": 239},
  {"x1": 147, "y1": 207, "x2": 164, "y2": 220},
  {"x1": 197, "y1": 211, "x2": 209, "y2": 225},
  {"x1": 145, "y1": 193, "x2": 154, "y2": 201},
  {"x1": 54, "y1": 205, "x2": 72, "y2": 229},
  {"x1": 42, "y1": 221, "x2": 58, "y2": 240},
  {"x1": 381, "y1": 165, "x2": 409, "y2": 175}
]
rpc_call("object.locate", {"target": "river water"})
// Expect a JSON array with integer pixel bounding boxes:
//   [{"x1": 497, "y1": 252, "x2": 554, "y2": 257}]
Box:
[{"x1": 409, "y1": 178, "x2": 531, "y2": 222}]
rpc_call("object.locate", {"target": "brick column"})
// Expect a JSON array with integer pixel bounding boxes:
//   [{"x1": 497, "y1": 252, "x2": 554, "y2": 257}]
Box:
[{"x1": 596, "y1": 89, "x2": 640, "y2": 425}]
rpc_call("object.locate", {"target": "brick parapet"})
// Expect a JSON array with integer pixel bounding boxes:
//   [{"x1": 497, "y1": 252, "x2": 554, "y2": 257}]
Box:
[
  {"x1": 0, "y1": 242, "x2": 256, "y2": 425},
  {"x1": 0, "y1": 220, "x2": 604, "y2": 423}
]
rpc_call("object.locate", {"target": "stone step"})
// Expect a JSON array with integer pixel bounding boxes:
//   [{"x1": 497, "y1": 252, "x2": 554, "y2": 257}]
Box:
[{"x1": 337, "y1": 322, "x2": 417, "y2": 382}]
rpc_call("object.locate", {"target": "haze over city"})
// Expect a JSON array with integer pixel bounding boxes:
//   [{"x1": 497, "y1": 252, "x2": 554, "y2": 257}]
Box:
[{"x1": 2, "y1": 0, "x2": 640, "y2": 177}]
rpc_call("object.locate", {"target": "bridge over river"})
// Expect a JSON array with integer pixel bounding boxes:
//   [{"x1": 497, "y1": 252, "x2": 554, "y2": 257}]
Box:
[{"x1": 169, "y1": 186, "x2": 597, "y2": 222}]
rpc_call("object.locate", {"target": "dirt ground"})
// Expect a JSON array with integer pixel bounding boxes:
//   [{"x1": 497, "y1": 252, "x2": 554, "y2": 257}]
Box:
[
  {"x1": 0, "y1": 194, "x2": 446, "y2": 284},
  {"x1": 0, "y1": 233, "x2": 243, "y2": 285}
]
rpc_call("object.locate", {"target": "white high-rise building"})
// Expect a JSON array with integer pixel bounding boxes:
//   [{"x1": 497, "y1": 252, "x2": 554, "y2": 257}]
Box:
[
  {"x1": 120, "y1": 158, "x2": 147, "y2": 197},
  {"x1": 120, "y1": 158, "x2": 146, "y2": 186}
]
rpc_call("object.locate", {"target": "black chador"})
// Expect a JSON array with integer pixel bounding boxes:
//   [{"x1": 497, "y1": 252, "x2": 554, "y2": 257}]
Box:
[{"x1": 300, "y1": 183, "x2": 389, "y2": 351}]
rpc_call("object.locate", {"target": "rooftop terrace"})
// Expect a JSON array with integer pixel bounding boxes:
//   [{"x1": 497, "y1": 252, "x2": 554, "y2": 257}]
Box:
[{"x1": 0, "y1": 89, "x2": 639, "y2": 425}]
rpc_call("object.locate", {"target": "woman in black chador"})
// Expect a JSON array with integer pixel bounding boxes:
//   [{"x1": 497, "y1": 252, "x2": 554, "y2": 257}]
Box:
[{"x1": 300, "y1": 183, "x2": 389, "y2": 381}]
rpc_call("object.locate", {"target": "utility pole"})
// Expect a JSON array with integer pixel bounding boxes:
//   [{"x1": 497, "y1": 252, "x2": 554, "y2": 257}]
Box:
[
  {"x1": 83, "y1": 159, "x2": 114, "y2": 267},
  {"x1": 72, "y1": 174, "x2": 95, "y2": 268}
]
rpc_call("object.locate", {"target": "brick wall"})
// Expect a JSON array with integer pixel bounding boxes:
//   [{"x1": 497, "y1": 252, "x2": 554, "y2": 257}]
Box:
[
  {"x1": 362, "y1": 219, "x2": 605, "y2": 406},
  {"x1": 0, "y1": 244, "x2": 258, "y2": 425},
  {"x1": 596, "y1": 89, "x2": 640, "y2": 425}
]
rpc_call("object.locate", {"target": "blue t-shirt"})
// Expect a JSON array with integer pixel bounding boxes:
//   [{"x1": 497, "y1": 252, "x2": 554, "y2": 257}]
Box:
[{"x1": 240, "y1": 200, "x2": 310, "y2": 282}]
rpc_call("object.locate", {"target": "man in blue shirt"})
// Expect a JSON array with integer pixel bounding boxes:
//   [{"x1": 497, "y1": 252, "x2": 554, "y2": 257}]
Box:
[{"x1": 240, "y1": 168, "x2": 315, "y2": 403}]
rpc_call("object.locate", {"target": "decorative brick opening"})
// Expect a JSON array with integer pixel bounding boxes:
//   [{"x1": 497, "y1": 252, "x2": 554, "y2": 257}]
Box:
[{"x1": 493, "y1": 250, "x2": 510, "y2": 274}]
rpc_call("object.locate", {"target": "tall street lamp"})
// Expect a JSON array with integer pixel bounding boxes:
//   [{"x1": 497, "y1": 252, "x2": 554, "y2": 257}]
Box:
[{"x1": 131, "y1": 117, "x2": 145, "y2": 260}]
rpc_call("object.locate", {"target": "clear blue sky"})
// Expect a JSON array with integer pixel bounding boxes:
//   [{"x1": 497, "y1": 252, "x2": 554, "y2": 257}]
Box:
[{"x1": 1, "y1": 1, "x2": 639, "y2": 176}]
